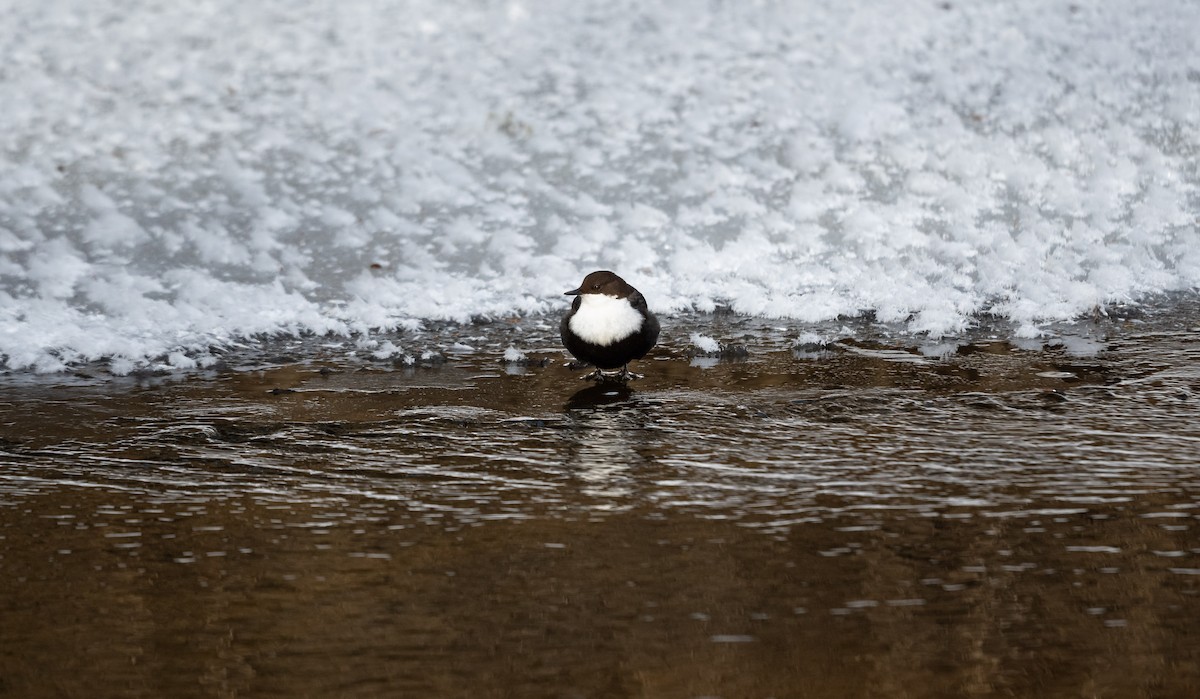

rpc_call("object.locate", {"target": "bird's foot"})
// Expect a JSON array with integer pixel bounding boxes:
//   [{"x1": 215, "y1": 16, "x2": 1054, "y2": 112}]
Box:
[{"x1": 582, "y1": 367, "x2": 642, "y2": 382}]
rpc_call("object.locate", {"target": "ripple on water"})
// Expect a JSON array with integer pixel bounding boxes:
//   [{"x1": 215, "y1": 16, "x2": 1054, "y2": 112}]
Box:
[{"x1": 2, "y1": 308, "x2": 1200, "y2": 696}]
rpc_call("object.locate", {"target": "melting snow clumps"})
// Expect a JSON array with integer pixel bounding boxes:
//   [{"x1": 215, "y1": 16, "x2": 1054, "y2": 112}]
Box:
[{"x1": 689, "y1": 333, "x2": 721, "y2": 355}]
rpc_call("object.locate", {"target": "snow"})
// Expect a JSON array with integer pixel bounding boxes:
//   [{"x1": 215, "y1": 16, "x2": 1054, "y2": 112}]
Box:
[
  {"x1": 1, "y1": 0, "x2": 1198, "y2": 372},
  {"x1": 689, "y1": 333, "x2": 721, "y2": 355}
]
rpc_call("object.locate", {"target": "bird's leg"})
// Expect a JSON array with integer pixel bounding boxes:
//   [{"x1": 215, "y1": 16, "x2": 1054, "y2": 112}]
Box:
[
  {"x1": 581, "y1": 365, "x2": 644, "y2": 382},
  {"x1": 598, "y1": 367, "x2": 626, "y2": 381},
  {"x1": 601, "y1": 364, "x2": 642, "y2": 381}
]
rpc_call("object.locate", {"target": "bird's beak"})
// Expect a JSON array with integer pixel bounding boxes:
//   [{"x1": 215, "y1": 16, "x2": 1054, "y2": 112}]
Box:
[{"x1": 564, "y1": 287, "x2": 581, "y2": 296}]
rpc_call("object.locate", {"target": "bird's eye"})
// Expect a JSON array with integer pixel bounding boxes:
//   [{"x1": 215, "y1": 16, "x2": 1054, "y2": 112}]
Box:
[{"x1": 591, "y1": 283, "x2": 601, "y2": 289}]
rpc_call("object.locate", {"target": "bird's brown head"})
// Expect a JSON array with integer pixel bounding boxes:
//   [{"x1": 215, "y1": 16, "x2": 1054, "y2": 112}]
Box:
[{"x1": 564, "y1": 270, "x2": 631, "y2": 298}]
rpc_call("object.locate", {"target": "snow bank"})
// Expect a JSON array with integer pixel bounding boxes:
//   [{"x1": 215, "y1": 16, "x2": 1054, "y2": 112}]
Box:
[{"x1": 2, "y1": 0, "x2": 1198, "y2": 371}]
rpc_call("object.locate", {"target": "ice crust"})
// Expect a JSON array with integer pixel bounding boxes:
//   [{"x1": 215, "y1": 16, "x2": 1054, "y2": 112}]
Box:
[{"x1": 1, "y1": 0, "x2": 1198, "y2": 372}]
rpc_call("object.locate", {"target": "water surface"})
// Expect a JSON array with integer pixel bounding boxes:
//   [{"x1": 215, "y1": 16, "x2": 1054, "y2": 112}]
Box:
[{"x1": 2, "y1": 306, "x2": 1199, "y2": 697}]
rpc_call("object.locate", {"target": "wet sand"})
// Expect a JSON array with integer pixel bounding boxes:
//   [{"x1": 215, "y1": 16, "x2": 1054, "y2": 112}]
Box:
[{"x1": 2, "y1": 305, "x2": 1199, "y2": 698}]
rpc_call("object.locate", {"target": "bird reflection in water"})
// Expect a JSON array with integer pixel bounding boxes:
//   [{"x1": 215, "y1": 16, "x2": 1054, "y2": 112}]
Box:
[
  {"x1": 565, "y1": 382, "x2": 634, "y2": 410},
  {"x1": 563, "y1": 383, "x2": 651, "y2": 508}
]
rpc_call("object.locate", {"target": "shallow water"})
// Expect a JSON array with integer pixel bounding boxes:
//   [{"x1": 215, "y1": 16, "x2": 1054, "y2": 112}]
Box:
[{"x1": 2, "y1": 304, "x2": 1200, "y2": 698}]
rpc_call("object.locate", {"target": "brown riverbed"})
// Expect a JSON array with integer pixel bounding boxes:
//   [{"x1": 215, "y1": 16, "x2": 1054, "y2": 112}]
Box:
[{"x1": 2, "y1": 305, "x2": 1199, "y2": 698}]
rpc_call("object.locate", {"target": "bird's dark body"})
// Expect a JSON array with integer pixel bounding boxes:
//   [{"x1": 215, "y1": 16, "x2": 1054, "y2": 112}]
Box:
[
  {"x1": 560, "y1": 290, "x2": 660, "y2": 370},
  {"x1": 559, "y1": 271, "x2": 660, "y2": 375}
]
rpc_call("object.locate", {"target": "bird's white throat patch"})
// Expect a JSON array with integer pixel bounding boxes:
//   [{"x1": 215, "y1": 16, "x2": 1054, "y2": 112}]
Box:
[{"x1": 569, "y1": 294, "x2": 644, "y2": 346}]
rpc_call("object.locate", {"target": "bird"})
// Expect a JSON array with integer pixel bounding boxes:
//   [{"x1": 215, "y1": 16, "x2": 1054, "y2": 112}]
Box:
[{"x1": 560, "y1": 270, "x2": 660, "y2": 381}]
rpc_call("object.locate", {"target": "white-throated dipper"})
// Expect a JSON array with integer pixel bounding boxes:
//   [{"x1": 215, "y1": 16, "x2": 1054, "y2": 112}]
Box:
[{"x1": 561, "y1": 270, "x2": 660, "y2": 381}]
